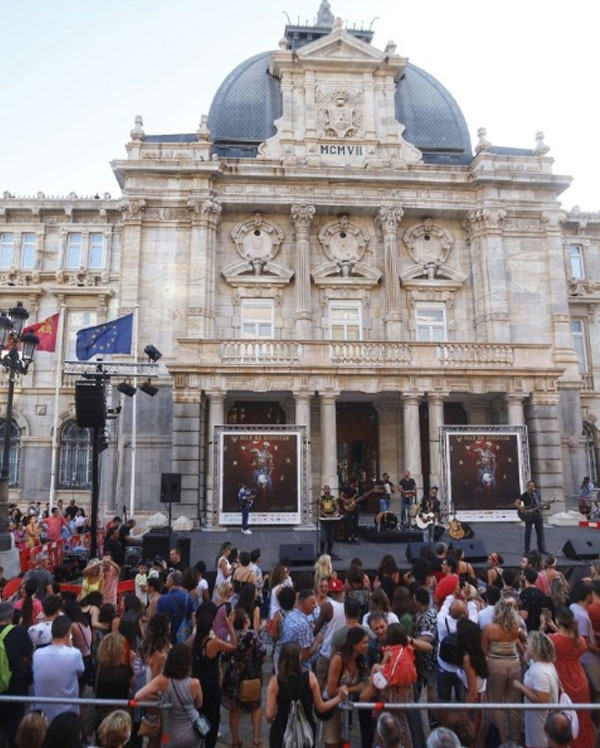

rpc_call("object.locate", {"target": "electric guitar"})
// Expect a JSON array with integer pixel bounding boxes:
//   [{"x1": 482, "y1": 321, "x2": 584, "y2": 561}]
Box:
[
  {"x1": 341, "y1": 486, "x2": 385, "y2": 513},
  {"x1": 516, "y1": 496, "x2": 559, "y2": 522}
]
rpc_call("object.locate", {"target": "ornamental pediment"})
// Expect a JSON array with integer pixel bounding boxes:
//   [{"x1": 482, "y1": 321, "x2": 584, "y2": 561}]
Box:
[
  {"x1": 312, "y1": 261, "x2": 381, "y2": 289},
  {"x1": 221, "y1": 260, "x2": 293, "y2": 288},
  {"x1": 295, "y1": 27, "x2": 385, "y2": 63},
  {"x1": 318, "y1": 215, "x2": 370, "y2": 262}
]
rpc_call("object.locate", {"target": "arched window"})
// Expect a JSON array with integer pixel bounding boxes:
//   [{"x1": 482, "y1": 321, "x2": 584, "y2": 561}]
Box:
[
  {"x1": 59, "y1": 421, "x2": 92, "y2": 489},
  {"x1": 583, "y1": 423, "x2": 598, "y2": 484},
  {"x1": 0, "y1": 419, "x2": 21, "y2": 486}
]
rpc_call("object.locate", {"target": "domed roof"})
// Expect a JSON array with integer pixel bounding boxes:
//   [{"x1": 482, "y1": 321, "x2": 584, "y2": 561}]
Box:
[{"x1": 208, "y1": 51, "x2": 471, "y2": 163}]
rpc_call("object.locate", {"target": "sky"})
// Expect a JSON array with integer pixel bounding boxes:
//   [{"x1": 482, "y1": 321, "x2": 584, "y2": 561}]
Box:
[{"x1": 1, "y1": 0, "x2": 598, "y2": 210}]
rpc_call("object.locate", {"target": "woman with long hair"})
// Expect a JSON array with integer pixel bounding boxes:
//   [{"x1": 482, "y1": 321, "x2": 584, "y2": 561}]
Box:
[
  {"x1": 343, "y1": 563, "x2": 371, "y2": 618},
  {"x1": 212, "y1": 542, "x2": 233, "y2": 602},
  {"x1": 268, "y1": 563, "x2": 292, "y2": 622},
  {"x1": 62, "y1": 598, "x2": 94, "y2": 695},
  {"x1": 236, "y1": 582, "x2": 261, "y2": 631},
  {"x1": 374, "y1": 554, "x2": 400, "y2": 602},
  {"x1": 222, "y1": 608, "x2": 267, "y2": 748},
  {"x1": 542, "y1": 555, "x2": 571, "y2": 608},
  {"x1": 80, "y1": 559, "x2": 103, "y2": 599},
  {"x1": 139, "y1": 614, "x2": 171, "y2": 748},
  {"x1": 191, "y1": 612, "x2": 237, "y2": 748},
  {"x1": 231, "y1": 551, "x2": 257, "y2": 604},
  {"x1": 391, "y1": 586, "x2": 416, "y2": 636},
  {"x1": 135, "y1": 644, "x2": 203, "y2": 748},
  {"x1": 322, "y1": 626, "x2": 369, "y2": 748},
  {"x1": 481, "y1": 597, "x2": 525, "y2": 743},
  {"x1": 13, "y1": 578, "x2": 41, "y2": 628},
  {"x1": 486, "y1": 552, "x2": 503, "y2": 588},
  {"x1": 314, "y1": 554, "x2": 334, "y2": 589},
  {"x1": 95, "y1": 633, "x2": 134, "y2": 729},
  {"x1": 266, "y1": 641, "x2": 349, "y2": 748},
  {"x1": 545, "y1": 607, "x2": 595, "y2": 748},
  {"x1": 117, "y1": 593, "x2": 144, "y2": 652},
  {"x1": 181, "y1": 567, "x2": 200, "y2": 608},
  {"x1": 456, "y1": 619, "x2": 489, "y2": 748},
  {"x1": 101, "y1": 553, "x2": 120, "y2": 607},
  {"x1": 25, "y1": 514, "x2": 41, "y2": 550},
  {"x1": 361, "y1": 588, "x2": 399, "y2": 629}
]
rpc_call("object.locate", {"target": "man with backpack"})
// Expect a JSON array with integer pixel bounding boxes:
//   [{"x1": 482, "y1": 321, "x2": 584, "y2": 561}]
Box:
[
  {"x1": 436, "y1": 598, "x2": 468, "y2": 702},
  {"x1": 156, "y1": 570, "x2": 195, "y2": 644},
  {"x1": 0, "y1": 600, "x2": 33, "y2": 748}
]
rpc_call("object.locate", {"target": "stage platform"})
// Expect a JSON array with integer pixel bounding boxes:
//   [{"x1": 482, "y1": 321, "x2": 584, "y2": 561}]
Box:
[{"x1": 184, "y1": 520, "x2": 600, "y2": 584}]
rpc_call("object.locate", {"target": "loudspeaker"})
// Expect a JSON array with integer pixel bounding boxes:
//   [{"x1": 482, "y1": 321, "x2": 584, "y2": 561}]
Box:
[
  {"x1": 562, "y1": 537, "x2": 600, "y2": 560},
  {"x1": 449, "y1": 539, "x2": 489, "y2": 563},
  {"x1": 142, "y1": 532, "x2": 170, "y2": 562},
  {"x1": 75, "y1": 380, "x2": 105, "y2": 428},
  {"x1": 174, "y1": 537, "x2": 190, "y2": 568},
  {"x1": 359, "y1": 527, "x2": 423, "y2": 543},
  {"x1": 406, "y1": 542, "x2": 436, "y2": 562},
  {"x1": 161, "y1": 473, "x2": 181, "y2": 503},
  {"x1": 279, "y1": 543, "x2": 315, "y2": 565}
]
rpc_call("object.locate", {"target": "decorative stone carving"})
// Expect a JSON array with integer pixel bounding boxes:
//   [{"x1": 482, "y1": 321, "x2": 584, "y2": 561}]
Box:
[
  {"x1": 130, "y1": 115, "x2": 145, "y2": 142},
  {"x1": 317, "y1": 215, "x2": 370, "y2": 267},
  {"x1": 316, "y1": 88, "x2": 364, "y2": 139},
  {"x1": 118, "y1": 199, "x2": 146, "y2": 217},
  {"x1": 534, "y1": 131, "x2": 550, "y2": 156},
  {"x1": 475, "y1": 127, "x2": 492, "y2": 153},
  {"x1": 403, "y1": 220, "x2": 454, "y2": 268},
  {"x1": 231, "y1": 213, "x2": 285, "y2": 264},
  {"x1": 376, "y1": 205, "x2": 404, "y2": 235},
  {"x1": 290, "y1": 204, "x2": 316, "y2": 232},
  {"x1": 0, "y1": 269, "x2": 41, "y2": 287},
  {"x1": 55, "y1": 270, "x2": 109, "y2": 287},
  {"x1": 462, "y1": 208, "x2": 506, "y2": 238}
]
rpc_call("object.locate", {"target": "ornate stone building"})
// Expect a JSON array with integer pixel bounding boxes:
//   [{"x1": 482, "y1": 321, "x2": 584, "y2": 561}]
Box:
[{"x1": 1, "y1": 4, "x2": 599, "y2": 526}]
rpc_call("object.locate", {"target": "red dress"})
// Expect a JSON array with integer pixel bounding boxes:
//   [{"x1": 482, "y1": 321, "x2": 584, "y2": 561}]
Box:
[{"x1": 549, "y1": 633, "x2": 596, "y2": 748}]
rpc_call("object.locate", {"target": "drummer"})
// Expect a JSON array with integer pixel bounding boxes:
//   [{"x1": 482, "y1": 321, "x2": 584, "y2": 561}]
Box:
[{"x1": 318, "y1": 485, "x2": 342, "y2": 556}]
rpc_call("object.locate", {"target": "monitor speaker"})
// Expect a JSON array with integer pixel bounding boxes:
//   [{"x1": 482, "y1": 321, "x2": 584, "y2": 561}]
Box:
[
  {"x1": 562, "y1": 537, "x2": 600, "y2": 560},
  {"x1": 75, "y1": 380, "x2": 105, "y2": 428},
  {"x1": 406, "y1": 542, "x2": 436, "y2": 562},
  {"x1": 449, "y1": 539, "x2": 489, "y2": 563},
  {"x1": 161, "y1": 473, "x2": 181, "y2": 503},
  {"x1": 279, "y1": 543, "x2": 315, "y2": 565}
]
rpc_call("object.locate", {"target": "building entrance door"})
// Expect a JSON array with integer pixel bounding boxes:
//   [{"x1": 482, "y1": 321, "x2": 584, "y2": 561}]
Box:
[{"x1": 336, "y1": 402, "x2": 379, "y2": 513}]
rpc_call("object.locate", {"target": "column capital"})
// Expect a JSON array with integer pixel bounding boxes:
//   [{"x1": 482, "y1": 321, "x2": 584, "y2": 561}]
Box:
[
  {"x1": 427, "y1": 391, "x2": 449, "y2": 404},
  {"x1": 290, "y1": 203, "x2": 315, "y2": 232},
  {"x1": 318, "y1": 390, "x2": 340, "y2": 403},
  {"x1": 376, "y1": 204, "x2": 404, "y2": 235},
  {"x1": 401, "y1": 392, "x2": 423, "y2": 405},
  {"x1": 205, "y1": 390, "x2": 226, "y2": 403},
  {"x1": 505, "y1": 392, "x2": 526, "y2": 403},
  {"x1": 293, "y1": 390, "x2": 313, "y2": 402}
]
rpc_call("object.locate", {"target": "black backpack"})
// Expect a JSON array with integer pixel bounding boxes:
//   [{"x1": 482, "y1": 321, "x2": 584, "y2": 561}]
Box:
[{"x1": 439, "y1": 618, "x2": 462, "y2": 666}]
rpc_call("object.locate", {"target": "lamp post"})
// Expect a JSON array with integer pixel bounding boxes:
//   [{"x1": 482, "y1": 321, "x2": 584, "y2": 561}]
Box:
[{"x1": 0, "y1": 302, "x2": 39, "y2": 551}]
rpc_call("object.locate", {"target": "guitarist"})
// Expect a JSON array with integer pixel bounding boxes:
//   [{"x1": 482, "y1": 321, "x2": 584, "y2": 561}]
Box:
[
  {"x1": 515, "y1": 480, "x2": 547, "y2": 554},
  {"x1": 341, "y1": 477, "x2": 361, "y2": 544}
]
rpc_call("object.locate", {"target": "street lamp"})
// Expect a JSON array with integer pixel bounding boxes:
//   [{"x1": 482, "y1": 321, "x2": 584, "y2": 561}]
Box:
[{"x1": 0, "y1": 302, "x2": 39, "y2": 552}]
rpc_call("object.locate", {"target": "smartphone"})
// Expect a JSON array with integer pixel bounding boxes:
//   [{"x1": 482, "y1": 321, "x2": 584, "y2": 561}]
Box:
[{"x1": 541, "y1": 607, "x2": 552, "y2": 620}]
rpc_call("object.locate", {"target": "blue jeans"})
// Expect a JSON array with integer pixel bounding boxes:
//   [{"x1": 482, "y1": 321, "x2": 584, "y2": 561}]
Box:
[
  {"x1": 436, "y1": 667, "x2": 464, "y2": 703},
  {"x1": 379, "y1": 496, "x2": 391, "y2": 513},
  {"x1": 401, "y1": 497, "x2": 412, "y2": 526},
  {"x1": 241, "y1": 505, "x2": 250, "y2": 530},
  {"x1": 524, "y1": 514, "x2": 544, "y2": 552}
]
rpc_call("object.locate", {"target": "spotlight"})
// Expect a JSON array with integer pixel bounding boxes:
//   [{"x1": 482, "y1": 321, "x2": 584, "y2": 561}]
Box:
[
  {"x1": 139, "y1": 379, "x2": 158, "y2": 397},
  {"x1": 144, "y1": 344, "x2": 162, "y2": 362},
  {"x1": 117, "y1": 381, "x2": 137, "y2": 397}
]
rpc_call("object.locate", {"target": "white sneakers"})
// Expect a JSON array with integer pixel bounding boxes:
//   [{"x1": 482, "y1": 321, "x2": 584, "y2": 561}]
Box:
[{"x1": 241, "y1": 528, "x2": 252, "y2": 534}]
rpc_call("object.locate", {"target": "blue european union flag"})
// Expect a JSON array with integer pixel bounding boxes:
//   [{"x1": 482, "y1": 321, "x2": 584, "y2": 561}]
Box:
[{"x1": 76, "y1": 314, "x2": 133, "y2": 360}]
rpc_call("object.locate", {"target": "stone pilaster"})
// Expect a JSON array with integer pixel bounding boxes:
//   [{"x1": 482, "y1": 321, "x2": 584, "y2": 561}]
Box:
[
  {"x1": 377, "y1": 205, "x2": 404, "y2": 340},
  {"x1": 319, "y1": 391, "x2": 338, "y2": 492},
  {"x1": 525, "y1": 394, "x2": 564, "y2": 503},
  {"x1": 506, "y1": 394, "x2": 526, "y2": 425},
  {"x1": 402, "y1": 393, "x2": 423, "y2": 492},
  {"x1": 463, "y1": 208, "x2": 510, "y2": 342},
  {"x1": 117, "y1": 199, "x2": 146, "y2": 310},
  {"x1": 428, "y1": 393, "x2": 446, "y2": 487},
  {"x1": 204, "y1": 391, "x2": 225, "y2": 526},
  {"x1": 171, "y1": 393, "x2": 202, "y2": 522},
  {"x1": 291, "y1": 204, "x2": 315, "y2": 339},
  {"x1": 187, "y1": 198, "x2": 222, "y2": 338},
  {"x1": 294, "y1": 390, "x2": 313, "y2": 521},
  {"x1": 375, "y1": 398, "x2": 400, "y2": 483}
]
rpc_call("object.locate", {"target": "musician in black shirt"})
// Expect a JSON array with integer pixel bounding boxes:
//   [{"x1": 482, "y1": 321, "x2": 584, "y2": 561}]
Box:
[{"x1": 515, "y1": 480, "x2": 546, "y2": 554}]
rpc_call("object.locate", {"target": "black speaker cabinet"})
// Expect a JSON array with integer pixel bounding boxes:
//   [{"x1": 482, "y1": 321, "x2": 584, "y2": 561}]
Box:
[
  {"x1": 279, "y1": 543, "x2": 315, "y2": 565},
  {"x1": 449, "y1": 539, "x2": 489, "y2": 563},
  {"x1": 75, "y1": 380, "x2": 105, "y2": 428},
  {"x1": 142, "y1": 532, "x2": 170, "y2": 562},
  {"x1": 406, "y1": 542, "x2": 436, "y2": 562},
  {"x1": 161, "y1": 473, "x2": 181, "y2": 503},
  {"x1": 562, "y1": 537, "x2": 600, "y2": 560}
]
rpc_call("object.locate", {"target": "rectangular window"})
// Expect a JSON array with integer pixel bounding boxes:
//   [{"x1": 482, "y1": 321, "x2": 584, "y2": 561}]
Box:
[
  {"x1": 241, "y1": 299, "x2": 274, "y2": 338},
  {"x1": 571, "y1": 319, "x2": 588, "y2": 373},
  {"x1": 569, "y1": 244, "x2": 585, "y2": 279},
  {"x1": 67, "y1": 310, "x2": 97, "y2": 359},
  {"x1": 329, "y1": 301, "x2": 362, "y2": 340},
  {"x1": 66, "y1": 233, "x2": 83, "y2": 269},
  {"x1": 0, "y1": 234, "x2": 14, "y2": 269},
  {"x1": 88, "y1": 233, "x2": 105, "y2": 269},
  {"x1": 416, "y1": 304, "x2": 447, "y2": 342},
  {"x1": 20, "y1": 233, "x2": 36, "y2": 269}
]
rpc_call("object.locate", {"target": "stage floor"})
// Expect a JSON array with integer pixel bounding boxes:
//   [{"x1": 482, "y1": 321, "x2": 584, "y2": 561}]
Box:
[{"x1": 187, "y1": 520, "x2": 599, "y2": 581}]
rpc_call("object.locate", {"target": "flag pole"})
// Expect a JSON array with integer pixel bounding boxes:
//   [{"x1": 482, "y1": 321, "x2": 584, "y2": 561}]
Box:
[
  {"x1": 48, "y1": 306, "x2": 66, "y2": 509},
  {"x1": 129, "y1": 306, "x2": 139, "y2": 519}
]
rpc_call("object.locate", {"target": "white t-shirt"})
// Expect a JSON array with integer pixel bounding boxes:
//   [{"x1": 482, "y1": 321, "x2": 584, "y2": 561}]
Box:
[
  {"x1": 33, "y1": 644, "x2": 84, "y2": 722},
  {"x1": 197, "y1": 578, "x2": 209, "y2": 600},
  {"x1": 523, "y1": 661, "x2": 559, "y2": 748},
  {"x1": 269, "y1": 577, "x2": 294, "y2": 619},
  {"x1": 135, "y1": 572, "x2": 148, "y2": 605},
  {"x1": 478, "y1": 605, "x2": 495, "y2": 630}
]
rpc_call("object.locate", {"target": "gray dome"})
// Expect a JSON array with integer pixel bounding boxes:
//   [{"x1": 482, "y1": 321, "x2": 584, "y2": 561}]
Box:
[{"x1": 208, "y1": 52, "x2": 471, "y2": 163}]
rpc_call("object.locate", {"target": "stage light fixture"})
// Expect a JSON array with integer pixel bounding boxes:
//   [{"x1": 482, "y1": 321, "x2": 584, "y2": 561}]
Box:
[
  {"x1": 139, "y1": 379, "x2": 158, "y2": 397},
  {"x1": 144, "y1": 344, "x2": 162, "y2": 362},
  {"x1": 117, "y1": 381, "x2": 137, "y2": 397}
]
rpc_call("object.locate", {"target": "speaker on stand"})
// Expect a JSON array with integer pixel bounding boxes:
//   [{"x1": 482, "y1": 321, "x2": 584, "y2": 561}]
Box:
[{"x1": 160, "y1": 473, "x2": 181, "y2": 550}]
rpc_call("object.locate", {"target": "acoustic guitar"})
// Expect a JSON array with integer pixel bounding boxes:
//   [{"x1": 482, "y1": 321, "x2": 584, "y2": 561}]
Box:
[
  {"x1": 415, "y1": 512, "x2": 435, "y2": 530},
  {"x1": 448, "y1": 515, "x2": 465, "y2": 540}
]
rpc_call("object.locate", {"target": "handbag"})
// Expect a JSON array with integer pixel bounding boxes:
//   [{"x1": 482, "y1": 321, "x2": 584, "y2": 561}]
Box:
[
  {"x1": 558, "y1": 682, "x2": 579, "y2": 740},
  {"x1": 239, "y1": 677, "x2": 261, "y2": 703},
  {"x1": 137, "y1": 714, "x2": 161, "y2": 737},
  {"x1": 171, "y1": 678, "x2": 211, "y2": 738}
]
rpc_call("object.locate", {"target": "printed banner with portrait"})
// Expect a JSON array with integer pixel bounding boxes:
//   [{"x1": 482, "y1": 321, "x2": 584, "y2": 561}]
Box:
[
  {"x1": 216, "y1": 425, "x2": 305, "y2": 525},
  {"x1": 441, "y1": 425, "x2": 529, "y2": 522}
]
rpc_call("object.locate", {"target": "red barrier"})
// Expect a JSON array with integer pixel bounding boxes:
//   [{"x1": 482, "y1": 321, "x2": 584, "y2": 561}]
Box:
[{"x1": 19, "y1": 540, "x2": 64, "y2": 573}]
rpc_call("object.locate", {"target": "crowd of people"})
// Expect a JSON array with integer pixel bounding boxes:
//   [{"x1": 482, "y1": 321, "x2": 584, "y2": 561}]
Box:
[
  {"x1": 1, "y1": 506, "x2": 600, "y2": 748},
  {"x1": 8, "y1": 500, "x2": 90, "y2": 549}
]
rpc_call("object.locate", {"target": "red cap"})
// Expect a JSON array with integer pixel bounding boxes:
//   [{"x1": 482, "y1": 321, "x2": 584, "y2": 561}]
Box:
[{"x1": 328, "y1": 577, "x2": 343, "y2": 592}]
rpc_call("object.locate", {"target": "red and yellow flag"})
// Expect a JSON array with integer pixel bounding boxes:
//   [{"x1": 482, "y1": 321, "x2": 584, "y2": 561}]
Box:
[{"x1": 23, "y1": 313, "x2": 59, "y2": 352}]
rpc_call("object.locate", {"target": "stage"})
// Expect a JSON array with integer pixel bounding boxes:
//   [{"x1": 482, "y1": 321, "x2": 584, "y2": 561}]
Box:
[{"x1": 181, "y1": 519, "x2": 600, "y2": 584}]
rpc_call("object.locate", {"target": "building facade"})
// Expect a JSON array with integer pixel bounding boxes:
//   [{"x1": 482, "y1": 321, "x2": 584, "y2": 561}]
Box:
[{"x1": 1, "y1": 5, "x2": 599, "y2": 526}]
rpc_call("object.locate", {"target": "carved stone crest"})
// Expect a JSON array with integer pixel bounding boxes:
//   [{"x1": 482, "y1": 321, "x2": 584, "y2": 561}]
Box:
[
  {"x1": 316, "y1": 88, "x2": 363, "y2": 139},
  {"x1": 231, "y1": 213, "x2": 285, "y2": 265},
  {"x1": 318, "y1": 215, "x2": 369, "y2": 263},
  {"x1": 402, "y1": 220, "x2": 454, "y2": 278}
]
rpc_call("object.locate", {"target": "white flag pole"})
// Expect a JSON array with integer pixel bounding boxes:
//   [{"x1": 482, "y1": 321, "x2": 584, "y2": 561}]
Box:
[
  {"x1": 48, "y1": 306, "x2": 66, "y2": 509},
  {"x1": 129, "y1": 307, "x2": 139, "y2": 519}
]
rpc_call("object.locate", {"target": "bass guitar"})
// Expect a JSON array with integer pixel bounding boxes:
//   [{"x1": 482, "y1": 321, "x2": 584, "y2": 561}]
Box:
[
  {"x1": 341, "y1": 486, "x2": 385, "y2": 513},
  {"x1": 516, "y1": 496, "x2": 559, "y2": 522}
]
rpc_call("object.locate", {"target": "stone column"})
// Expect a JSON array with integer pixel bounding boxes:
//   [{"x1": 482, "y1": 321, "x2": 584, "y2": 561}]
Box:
[
  {"x1": 402, "y1": 393, "x2": 423, "y2": 492},
  {"x1": 506, "y1": 394, "x2": 525, "y2": 425},
  {"x1": 117, "y1": 199, "x2": 146, "y2": 309},
  {"x1": 428, "y1": 393, "x2": 446, "y2": 487},
  {"x1": 205, "y1": 391, "x2": 225, "y2": 526},
  {"x1": 295, "y1": 391, "x2": 313, "y2": 523},
  {"x1": 375, "y1": 399, "x2": 400, "y2": 483},
  {"x1": 291, "y1": 204, "x2": 316, "y2": 339},
  {"x1": 377, "y1": 206, "x2": 404, "y2": 340},
  {"x1": 463, "y1": 208, "x2": 510, "y2": 342},
  {"x1": 525, "y1": 394, "x2": 564, "y2": 504},
  {"x1": 319, "y1": 392, "x2": 338, "y2": 493},
  {"x1": 172, "y1": 391, "x2": 202, "y2": 523},
  {"x1": 187, "y1": 198, "x2": 222, "y2": 338}
]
